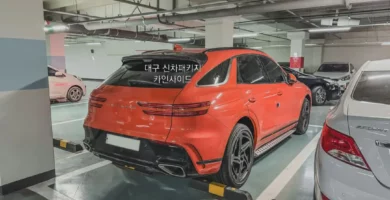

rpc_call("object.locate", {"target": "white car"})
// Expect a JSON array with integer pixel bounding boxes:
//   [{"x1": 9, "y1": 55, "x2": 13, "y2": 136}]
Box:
[
  {"x1": 48, "y1": 66, "x2": 86, "y2": 102},
  {"x1": 314, "y1": 62, "x2": 356, "y2": 91},
  {"x1": 314, "y1": 59, "x2": 390, "y2": 200}
]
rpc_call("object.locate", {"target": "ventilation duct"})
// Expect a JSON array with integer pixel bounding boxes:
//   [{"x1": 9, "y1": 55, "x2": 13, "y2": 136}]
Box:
[{"x1": 45, "y1": 24, "x2": 168, "y2": 43}]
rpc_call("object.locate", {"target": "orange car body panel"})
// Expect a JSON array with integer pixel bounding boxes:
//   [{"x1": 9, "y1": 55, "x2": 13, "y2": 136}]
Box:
[{"x1": 84, "y1": 49, "x2": 311, "y2": 175}]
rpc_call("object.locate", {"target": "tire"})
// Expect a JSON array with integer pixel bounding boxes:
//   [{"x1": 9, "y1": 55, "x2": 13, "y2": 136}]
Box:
[
  {"x1": 67, "y1": 86, "x2": 83, "y2": 102},
  {"x1": 213, "y1": 123, "x2": 254, "y2": 188},
  {"x1": 311, "y1": 86, "x2": 327, "y2": 106},
  {"x1": 295, "y1": 98, "x2": 311, "y2": 135}
]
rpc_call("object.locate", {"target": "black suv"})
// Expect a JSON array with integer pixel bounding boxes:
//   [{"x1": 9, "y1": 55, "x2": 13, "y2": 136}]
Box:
[{"x1": 279, "y1": 64, "x2": 341, "y2": 105}]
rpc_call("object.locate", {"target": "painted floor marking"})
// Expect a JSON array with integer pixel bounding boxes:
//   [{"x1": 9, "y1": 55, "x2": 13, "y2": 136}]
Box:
[
  {"x1": 309, "y1": 124, "x2": 323, "y2": 128},
  {"x1": 256, "y1": 131, "x2": 321, "y2": 200},
  {"x1": 51, "y1": 101, "x2": 88, "y2": 108},
  {"x1": 52, "y1": 118, "x2": 85, "y2": 126},
  {"x1": 56, "y1": 150, "x2": 89, "y2": 161}
]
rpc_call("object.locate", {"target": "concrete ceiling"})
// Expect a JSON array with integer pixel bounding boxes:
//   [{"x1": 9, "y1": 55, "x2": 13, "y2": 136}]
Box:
[{"x1": 43, "y1": 0, "x2": 390, "y2": 47}]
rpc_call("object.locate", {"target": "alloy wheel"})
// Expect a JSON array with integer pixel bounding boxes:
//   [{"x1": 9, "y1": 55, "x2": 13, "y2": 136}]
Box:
[
  {"x1": 230, "y1": 131, "x2": 253, "y2": 184},
  {"x1": 316, "y1": 88, "x2": 327, "y2": 104},
  {"x1": 69, "y1": 87, "x2": 82, "y2": 101},
  {"x1": 301, "y1": 100, "x2": 310, "y2": 131}
]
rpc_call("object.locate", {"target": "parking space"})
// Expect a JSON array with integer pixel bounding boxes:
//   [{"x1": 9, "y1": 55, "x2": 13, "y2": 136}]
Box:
[{"x1": 12, "y1": 80, "x2": 329, "y2": 200}]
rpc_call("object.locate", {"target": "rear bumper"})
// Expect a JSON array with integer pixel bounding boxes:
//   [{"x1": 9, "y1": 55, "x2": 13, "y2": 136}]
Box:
[
  {"x1": 314, "y1": 142, "x2": 390, "y2": 200},
  {"x1": 84, "y1": 126, "x2": 203, "y2": 177}
]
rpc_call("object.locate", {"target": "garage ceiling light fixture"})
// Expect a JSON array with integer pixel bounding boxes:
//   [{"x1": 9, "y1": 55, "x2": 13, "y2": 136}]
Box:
[
  {"x1": 233, "y1": 33, "x2": 258, "y2": 38},
  {"x1": 86, "y1": 42, "x2": 102, "y2": 46},
  {"x1": 251, "y1": 47, "x2": 263, "y2": 49},
  {"x1": 168, "y1": 38, "x2": 192, "y2": 43},
  {"x1": 381, "y1": 42, "x2": 390, "y2": 46},
  {"x1": 308, "y1": 27, "x2": 351, "y2": 33}
]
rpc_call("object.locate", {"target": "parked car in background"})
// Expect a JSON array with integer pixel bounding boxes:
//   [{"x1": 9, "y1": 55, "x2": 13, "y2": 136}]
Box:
[
  {"x1": 48, "y1": 66, "x2": 86, "y2": 102},
  {"x1": 281, "y1": 66, "x2": 341, "y2": 106},
  {"x1": 315, "y1": 59, "x2": 390, "y2": 200},
  {"x1": 314, "y1": 62, "x2": 355, "y2": 91},
  {"x1": 84, "y1": 48, "x2": 312, "y2": 188}
]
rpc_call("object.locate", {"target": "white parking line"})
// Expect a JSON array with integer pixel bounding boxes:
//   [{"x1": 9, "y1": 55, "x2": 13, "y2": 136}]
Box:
[
  {"x1": 52, "y1": 118, "x2": 85, "y2": 126},
  {"x1": 56, "y1": 150, "x2": 89, "y2": 161},
  {"x1": 256, "y1": 131, "x2": 321, "y2": 200},
  {"x1": 309, "y1": 124, "x2": 324, "y2": 128},
  {"x1": 51, "y1": 101, "x2": 88, "y2": 108}
]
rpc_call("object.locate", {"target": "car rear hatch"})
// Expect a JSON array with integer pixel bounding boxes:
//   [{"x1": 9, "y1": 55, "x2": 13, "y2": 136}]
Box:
[
  {"x1": 86, "y1": 53, "x2": 206, "y2": 141},
  {"x1": 347, "y1": 70, "x2": 390, "y2": 187}
]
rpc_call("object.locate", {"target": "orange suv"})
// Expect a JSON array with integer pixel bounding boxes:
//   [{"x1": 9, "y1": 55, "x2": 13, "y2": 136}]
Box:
[{"x1": 83, "y1": 48, "x2": 311, "y2": 187}]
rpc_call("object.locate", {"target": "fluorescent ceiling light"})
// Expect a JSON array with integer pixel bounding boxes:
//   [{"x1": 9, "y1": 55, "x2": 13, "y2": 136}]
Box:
[
  {"x1": 168, "y1": 38, "x2": 192, "y2": 43},
  {"x1": 233, "y1": 33, "x2": 258, "y2": 38},
  {"x1": 251, "y1": 47, "x2": 263, "y2": 49},
  {"x1": 381, "y1": 42, "x2": 390, "y2": 46},
  {"x1": 64, "y1": 44, "x2": 70, "y2": 47},
  {"x1": 305, "y1": 44, "x2": 319, "y2": 46},
  {"x1": 308, "y1": 27, "x2": 351, "y2": 33},
  {"x1": 86, "y1": 42, "x2": 102, "y2": 46}
]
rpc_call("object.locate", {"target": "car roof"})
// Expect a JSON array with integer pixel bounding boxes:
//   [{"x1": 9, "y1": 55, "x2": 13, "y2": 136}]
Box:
[{"x1": 362, "y1": 59, "x2": 390, "y2": 71}]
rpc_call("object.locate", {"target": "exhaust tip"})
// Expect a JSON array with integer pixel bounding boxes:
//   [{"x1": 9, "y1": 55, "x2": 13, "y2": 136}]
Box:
[{"x1": 158, "y1": 164, "x2": 186, "y2": 178}]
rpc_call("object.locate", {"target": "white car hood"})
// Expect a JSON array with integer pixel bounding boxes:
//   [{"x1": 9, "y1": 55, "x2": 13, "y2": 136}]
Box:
[{"x1": 313, "y1": 72, "x2": 349, "y2": 79}]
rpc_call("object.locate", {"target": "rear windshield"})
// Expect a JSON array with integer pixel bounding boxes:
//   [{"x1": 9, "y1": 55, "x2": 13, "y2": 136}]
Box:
[
  {"x1": 103, "y1": 59, "x2": 201, "y2": 88},
  {"x1": 353, "y1": 71, "x2": 390, "y2": 105},
  {"x1": 318, "y1": 64, "x2": 349, "y2": 72}
]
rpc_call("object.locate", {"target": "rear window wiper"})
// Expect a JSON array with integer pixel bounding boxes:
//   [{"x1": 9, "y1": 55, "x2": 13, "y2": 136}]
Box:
[{"x1": 128, "y1": 80, "x2": 163, "y2": 87}]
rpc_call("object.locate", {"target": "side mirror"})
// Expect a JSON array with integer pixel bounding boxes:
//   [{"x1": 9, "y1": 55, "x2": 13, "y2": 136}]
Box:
[
  {"x1": 288, "y1": 73, "x2": 297, "y2": 85},
  {"x1": 55, "y1": 72, "x2": 65, "y2": 77}
]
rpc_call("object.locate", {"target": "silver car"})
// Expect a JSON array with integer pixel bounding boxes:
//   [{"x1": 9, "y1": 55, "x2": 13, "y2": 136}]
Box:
[{"x1": 314, "y1": 59, "x2": 390, "y2": 200}]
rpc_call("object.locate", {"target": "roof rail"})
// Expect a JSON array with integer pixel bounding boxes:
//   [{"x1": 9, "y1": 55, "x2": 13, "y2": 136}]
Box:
[{"x1": 202, "y1": 47, "x2": 264, "y2": 53}]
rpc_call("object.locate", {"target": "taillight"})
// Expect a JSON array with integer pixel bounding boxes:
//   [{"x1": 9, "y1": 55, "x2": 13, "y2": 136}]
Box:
[
  {"x1": 321, "y1": 123, "x2": 370, "y2": 170},
  {"x1": 89, "y1": 96, "x2": 106, "y2": 108},
  {"x1": 138, "y1": 101, "x2": 210, "y2": 117},
  {"x1": 321, "y1": 193, "x2": 330, "y2": 200}
]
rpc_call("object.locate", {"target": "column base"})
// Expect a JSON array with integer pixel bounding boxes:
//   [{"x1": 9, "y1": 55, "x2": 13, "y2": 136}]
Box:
[{"x1": 0, "y1": 169, "x2": 55, "y2": 195}]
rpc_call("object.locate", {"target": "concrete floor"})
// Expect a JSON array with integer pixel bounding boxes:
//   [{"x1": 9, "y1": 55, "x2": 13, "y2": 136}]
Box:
[{"x1": 0, "y1": 81, "x2": 334, "y2": 200}]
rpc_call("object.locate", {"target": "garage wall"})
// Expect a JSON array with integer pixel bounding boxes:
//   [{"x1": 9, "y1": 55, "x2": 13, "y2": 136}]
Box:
[
  {"x1": 65, "y1": 40, "x2": 173, "y2": 79},
  {"x1": 323, "y1": 45, "x2": 390, "y2": 69},
  {"x1": 263, "y1": 46, "x2": 323, "y2": 73}
]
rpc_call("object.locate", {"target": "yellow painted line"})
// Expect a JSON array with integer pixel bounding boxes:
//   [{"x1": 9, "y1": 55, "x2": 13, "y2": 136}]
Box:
[
  {"x1": 125, "y1": 165, "x2": 135, "y2": 170},
  {"x1": 60, "y1": 140, "x2": 68, "y2": 148},
  {"x1": 209, "y1": 182, "x2": 226, "y2": 197}
]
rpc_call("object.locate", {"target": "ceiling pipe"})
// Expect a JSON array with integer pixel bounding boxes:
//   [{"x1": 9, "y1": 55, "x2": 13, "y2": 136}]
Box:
[
  {"x1": 72, "y1": 0, "x2": 265, "y2": 24},
  {"x1": 44, "y1": 9, "x2": 102, "y2": 19},
  {"x1": 83, "y1": 0, "x2": 347, "y2": 30},
  {"x1": 51, "y1": 24, "x2": 168, "y2": 42}
]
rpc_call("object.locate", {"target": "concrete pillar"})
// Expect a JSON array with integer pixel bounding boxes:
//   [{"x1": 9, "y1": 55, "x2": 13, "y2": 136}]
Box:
[
  {"x1": 287, "y1": 32, "x2": 309, "y2": 72},
  {"x1": 205, "y1": 17, "x2": 234, "y2": 48},
  {"x1": 46, "y1": 33, "x2": 66, "y2": 72},
  {"x1": 0, "y1": 0, "x2": 55, "y2": 195}
]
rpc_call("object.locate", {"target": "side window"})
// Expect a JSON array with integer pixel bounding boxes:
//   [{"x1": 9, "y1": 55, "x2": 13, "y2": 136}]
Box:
[
  {"x1": 237, "y1": 55, "x2": 270, "y2": 84},
  {"x1": 197, "y1": 59, "x2": 230, "y2": 86},
  {"x1": 260, "y1": 57, "x2": 285, "y2": 83},
  {"x1": 48, "y1": 67, "x2": 56, "y2": 76}
]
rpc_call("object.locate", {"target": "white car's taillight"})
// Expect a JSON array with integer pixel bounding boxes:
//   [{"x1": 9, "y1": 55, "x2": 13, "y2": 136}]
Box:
[{"x1": 321, "y1": 123, "x2": 371, "y2": 171}]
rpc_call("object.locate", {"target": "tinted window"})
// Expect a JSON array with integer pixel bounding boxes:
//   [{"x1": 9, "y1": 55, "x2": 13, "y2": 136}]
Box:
[
  {"x1": 318, "y1": 64, "x2": 349, "y2": 72},
  {"x1": 237, "y1": 55, "x2": 269, "y2": 84},
  {"x1": 48, "y1": 67, "x2": 56, "y2": 76},
  {"x1": 103, "y1": 59, "x2": 201, "y2": 88},
  {"x1": 353, "y1": 71, "x2": 390, "y2": 105},
  {"x1": 261, "y1": 57, "x2": 285, "y2": 83},
  {"x1": 198, "y1": 59, "x2": 230, "y2": 86}
]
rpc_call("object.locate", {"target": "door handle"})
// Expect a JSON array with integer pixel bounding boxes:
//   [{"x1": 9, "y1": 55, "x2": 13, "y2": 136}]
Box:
[
  {"x1": 277, "y1": 91, "x2": 283, "y2": 96},
  {"x1": 248, "y1": 98, "x2": 256, "y2": 103}
]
